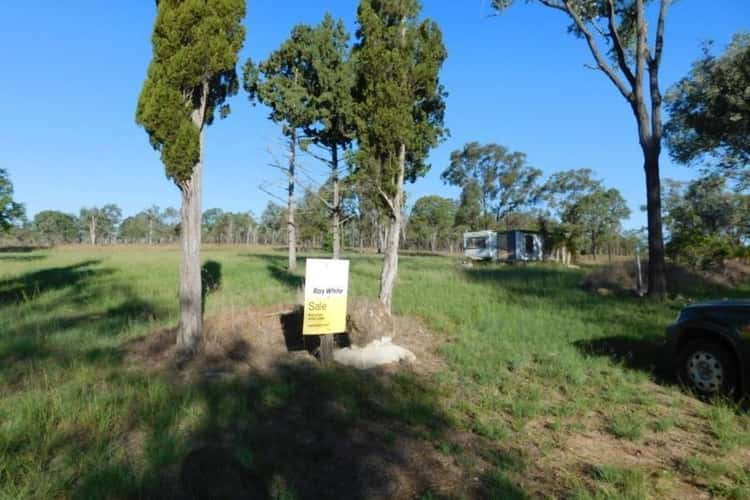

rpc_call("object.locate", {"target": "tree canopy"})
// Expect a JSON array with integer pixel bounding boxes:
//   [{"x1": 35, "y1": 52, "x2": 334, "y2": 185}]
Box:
[
  {"x1": 0, "y1": 169, "x2": 24, "y2": 232},
  {"x1": 543, "y1": 169, "x2": 630, "y2": 257},
  {"x1": 352, "y1": 0, "x2": 447, "y2": 203},
  {"x1": 33, "y1": 211, "x2": 78, "y2": 244},
  {"x1": 136, "y1": 0, "x2": 246, "y2": 184},
  {"x1": 665, "y1": 32, "x2": 750, "y2": 188},
  {"x1": 408, "y1": 195, "x2": 457, "y2": 251}
]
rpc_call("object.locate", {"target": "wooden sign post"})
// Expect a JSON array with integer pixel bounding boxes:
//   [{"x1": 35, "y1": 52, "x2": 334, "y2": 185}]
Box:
[{"x1": 302, "y1": 259, "x2": 349, "y2": 365}]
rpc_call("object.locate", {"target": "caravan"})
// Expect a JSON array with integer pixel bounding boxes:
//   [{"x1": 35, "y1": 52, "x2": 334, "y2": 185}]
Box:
[{"x1": 463, "y1": 230, "x2": 543, "y2": 262}]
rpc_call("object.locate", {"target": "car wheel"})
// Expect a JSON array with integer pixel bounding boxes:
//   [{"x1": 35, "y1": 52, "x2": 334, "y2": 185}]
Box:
[{"x1": 677, "y1": 340, "x2": 738, "y2": 397}]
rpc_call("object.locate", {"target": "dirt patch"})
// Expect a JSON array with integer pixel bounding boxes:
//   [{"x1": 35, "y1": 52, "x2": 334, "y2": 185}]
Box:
[{"x1": 127, "y1": 303, "x2": 444, "y2": 380}]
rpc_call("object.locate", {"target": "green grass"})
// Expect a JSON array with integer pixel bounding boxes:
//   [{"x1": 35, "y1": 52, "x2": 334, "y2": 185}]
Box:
[{"x1": 1, "y1": 246, "x2": 749, "y2": 498}]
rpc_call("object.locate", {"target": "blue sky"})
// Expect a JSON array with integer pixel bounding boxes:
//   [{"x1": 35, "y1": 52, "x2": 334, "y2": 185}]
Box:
[{"x1": 1, "y1": 1, "x2": 747, "y2": 229}]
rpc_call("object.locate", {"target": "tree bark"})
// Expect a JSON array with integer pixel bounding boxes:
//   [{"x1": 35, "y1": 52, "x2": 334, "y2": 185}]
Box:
[
  {"x1": 644, "y1": 144, "x2": 667, "y2": 296},
  {"x1": 89, "y1": 216, "x2": 96, "y2": 245},
  {"x1": 287, "y1": 131, "x2": 297, "y2": 271},
  {"x1": 320, "y1": 143, "x2": 341, "y2": 365},
  {"x1": 379, "y1": 144, "x2": 406, "y2": 313},
  {"x1": 177, "y1": 146, "x2": 203, "y2": 352},
  {"x1": 176, "y1": 84, "x2": 207, "y2": 353},
  {"x1": 332, "y1": 145, "x2": 341, "y2": 260}
]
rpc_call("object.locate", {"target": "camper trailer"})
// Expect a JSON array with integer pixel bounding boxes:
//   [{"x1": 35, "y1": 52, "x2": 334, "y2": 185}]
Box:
[{"x1": 463, "y1": 230, "x2": 543, "y2": 262}]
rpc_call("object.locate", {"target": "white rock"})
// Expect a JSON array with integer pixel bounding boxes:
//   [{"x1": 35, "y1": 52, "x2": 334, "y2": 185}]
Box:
[{"x1": 333, "y1": 337, "x2": 416, "y2": 369}]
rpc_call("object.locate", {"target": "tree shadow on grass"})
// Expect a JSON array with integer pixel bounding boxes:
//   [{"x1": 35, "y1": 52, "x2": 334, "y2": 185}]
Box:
[
  {"x1": 250, "y1": 253, "x2": 305, "y2": 291},
  {"x1": 201, "y1": 260, "x2": 222, "y2": 315},
  {"x1": 0, "y1": 260, "x2": 103, "y2": 306},
  {"x1": 573, "y1": 335, "x2": 671, "y2": 383},
  {"x1": 0, "y1": 254, "x2": 47, "y2": 262},
  {"x1": 0, "y1": 259, "x2": 167, "y2": 373},
  {"x1": 0, "y1": 245, "x2": 45, "y2": 253},
  {"x1": 71, "y1": 357, "x2": 529, "y2": 499}
]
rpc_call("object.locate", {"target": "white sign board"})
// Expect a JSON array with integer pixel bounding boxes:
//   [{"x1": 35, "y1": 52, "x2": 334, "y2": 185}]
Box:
[{"x1": 302, "y1": 259, "x2": 350, "y2": 335}]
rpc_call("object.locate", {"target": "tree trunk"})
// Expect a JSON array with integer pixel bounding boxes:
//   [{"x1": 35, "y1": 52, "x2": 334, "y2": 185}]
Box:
[
  {"x1": 319, "y1": 144, "x2": 342, "y2": 365},
  {"x1": 177, "y1": 144, "x2": 203, "y2": 352},
  {"x1": 379, "y1": 144, "x2": 406, "y2": 313},
  {"x1": 644, "y1": 144, "x2": 667, "y2": 297},
  {"x1": 332, "y1": 145, "x2": 341, "y2": 260},
  {"x1": 148, "y1": 218, "x2": 153, "y2": 245},
  {"x1": 176, "y1": 85, "x2": 207, "y2": 353},
  {"x1": 287, "y1": 132, "x2": 297, "y2": 271},
  {"x1": 89, "y1": 216, "x2": 96, "y2": 245}
]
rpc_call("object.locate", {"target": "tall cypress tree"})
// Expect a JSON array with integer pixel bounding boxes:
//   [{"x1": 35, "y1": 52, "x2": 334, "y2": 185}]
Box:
[
  {"x1": 136, "y1": 0, "x2": 246, "y2": 352},
  {"x1": 353, "y1": 0, "x2": 447, "y2": 312},
  {"x1": 301, "y1": 14, "x2": 357, "y2": 260}
]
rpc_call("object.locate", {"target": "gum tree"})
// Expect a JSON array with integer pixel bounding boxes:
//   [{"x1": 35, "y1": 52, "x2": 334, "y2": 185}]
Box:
[
  {"x1": 665, "y1": 33, "x2": 750, "y2": 189},
  {"x1": 493, "y1": 0, "x2": 671, "y2": 297},
  {"x1": 0, "y1": 168, "x2": 24, "y2": 232},
  {"x1": 136, "y1": 0, "x2": 246, "y2": 351},
  {"x1": 353, "y1": 0, "x2": 447, "y2": 311}
]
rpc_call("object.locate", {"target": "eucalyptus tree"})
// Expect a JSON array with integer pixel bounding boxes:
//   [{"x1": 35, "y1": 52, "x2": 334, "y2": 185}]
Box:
[
  {"x1": 493, "y1": 0, "x2": 672, "y2": 297},
  {"x1": 665, "y1": 33, "x2": 750, "y2": 189},
  {"x1": 136, "y1": 0, "x2": 246, "y2": 351},
  {"x1": 408, "y1": 196, "x2": 457, "y2": 252},
  {"x1": 0, "y1": 168, "x2": 24, "y2": 232},
  {"x1": 79, "y1": 205, "x2": 122, "y2": 245},
  {"x1": 33, "y1": 210, "x2": 78, "y2": 245},
  {"x1": 442, "y1": 142, "x2": 501, "y2": 223},
  {"x1": 442, "y1": 143, "x2": 541, "y2": 228},
  {"x1": 543, "y1": 169, "x2": 630, "y2": 259},
  {"x1": 143, "y1": 205, "x2": 162, "y2": 245},
  {"x1": 454, "y1": 180, "x2": 482, "y2": 231},
  {"x1": 565, "y1": 187, "x2": 630, "y2": 257},
  {"x1": 353, "y1": 0, "x2": 447, "y2": 311}
]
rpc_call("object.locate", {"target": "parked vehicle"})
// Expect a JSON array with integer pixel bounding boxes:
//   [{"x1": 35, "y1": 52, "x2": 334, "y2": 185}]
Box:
[{"x1": 666, "y1": 300, "x2": 750, "y2": 397}]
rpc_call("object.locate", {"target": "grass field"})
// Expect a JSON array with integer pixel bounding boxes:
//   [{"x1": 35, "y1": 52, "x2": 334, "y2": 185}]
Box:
[{"x1": 1, "y1": 246, "x2": 749, "y2": 499}]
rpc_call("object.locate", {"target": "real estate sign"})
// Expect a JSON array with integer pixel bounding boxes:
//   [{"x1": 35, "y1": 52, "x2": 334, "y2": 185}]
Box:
[{"x1": 302, "y1": 259, "x2": 349, "y2": 335}]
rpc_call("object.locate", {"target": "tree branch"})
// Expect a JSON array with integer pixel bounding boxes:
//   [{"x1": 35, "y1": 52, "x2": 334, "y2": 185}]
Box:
[
  {"x1": 652, "y1": 0, "x2": 668, "y2": 69},
  {"x1": 259, "y1": 185, "x2": 287, "y2": 204},
  {"x1": 376, "y1": 186, "x2": 397, "y2": 217},
  {"x1": 538, "y1": 0, "x2": 568, "y2": 14},
  {"x1": 648, "y1": 0, "x2": 669, "y2": 142},
  {"x1": 561, "y1": 0, "x2": 633, "y2": 103},
  {"x1": 606, "y1": 0, "x2": 636, "y2": 87}
]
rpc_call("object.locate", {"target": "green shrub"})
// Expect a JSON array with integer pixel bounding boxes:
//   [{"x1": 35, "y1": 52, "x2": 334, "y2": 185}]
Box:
[{"x1": 666, "y1": 230, "x2": 737, "y2": 271}]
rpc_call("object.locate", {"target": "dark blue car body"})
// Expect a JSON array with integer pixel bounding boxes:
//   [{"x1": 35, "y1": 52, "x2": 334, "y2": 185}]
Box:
[{"x1": 667, "y1": 300, "x2": 750, "y2": 394}]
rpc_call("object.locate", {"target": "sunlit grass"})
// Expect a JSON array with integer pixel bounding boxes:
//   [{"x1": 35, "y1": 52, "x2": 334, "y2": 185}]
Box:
[{"x1": 0, "y1": 246, "x2": 749, "y2": 498}]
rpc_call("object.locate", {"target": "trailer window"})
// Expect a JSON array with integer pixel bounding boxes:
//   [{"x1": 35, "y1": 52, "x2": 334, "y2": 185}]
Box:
[
  {"x1": 525, "y1": 234, "x2": 535, "y2": 254},
  {"x1": 465, "y1": 237, "x2": 487, "y2": 250}
]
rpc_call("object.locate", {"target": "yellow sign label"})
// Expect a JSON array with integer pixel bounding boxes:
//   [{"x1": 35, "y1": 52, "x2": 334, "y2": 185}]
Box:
[{"x1": 302, "y1": 259, "x2": 350, "y2": 335}]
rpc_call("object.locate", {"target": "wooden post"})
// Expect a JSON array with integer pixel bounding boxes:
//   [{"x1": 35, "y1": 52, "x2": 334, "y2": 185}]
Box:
[
  {"x1": 320, "y1": 335, "x2": 334, "y2": 366},
  {"x1": 635, "y1": 245, "x2": 643, "y2": 295}
]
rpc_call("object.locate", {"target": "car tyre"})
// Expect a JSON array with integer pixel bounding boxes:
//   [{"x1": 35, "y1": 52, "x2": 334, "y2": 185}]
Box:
[{"x1": 676, "y1": 340, "x2": 739, "y2": 398}]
